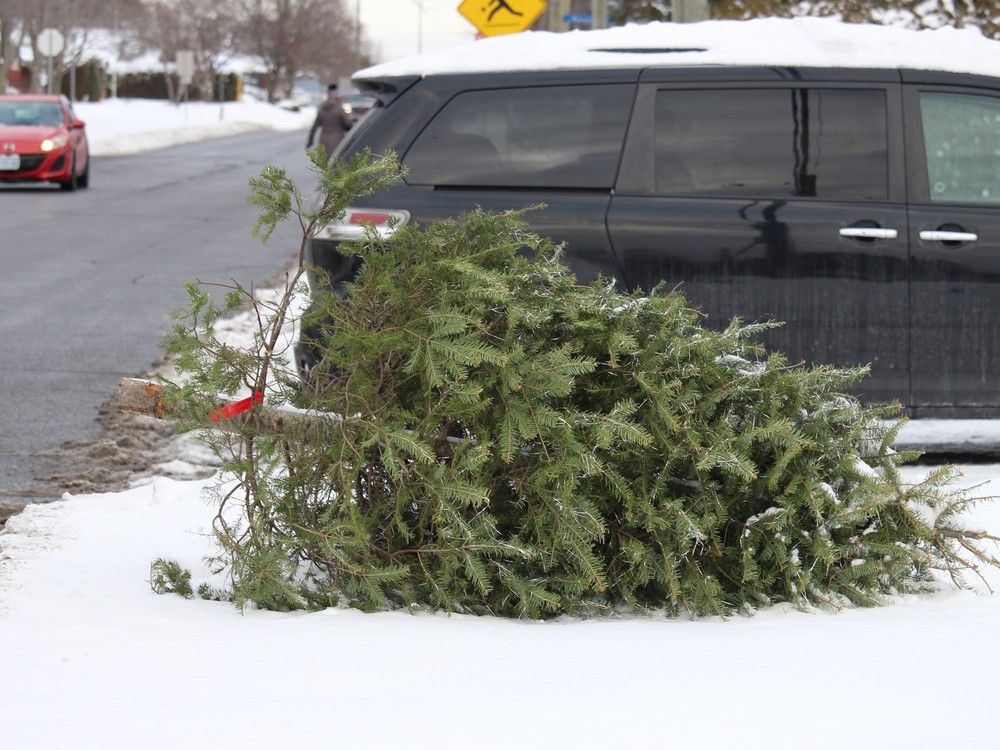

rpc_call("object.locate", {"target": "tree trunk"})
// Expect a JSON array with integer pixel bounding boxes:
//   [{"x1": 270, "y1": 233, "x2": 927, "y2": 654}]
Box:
[
  {"x1": 266, "y1": 68, "x2": 278, "y2": 103},
  {"x1": 163, "y1": 62, "x2": 177, "y2": 103},
  {"x1": 0, "y1": 14, "x2": 9, "y2": 93},
  {"x1": 114, "y1": 377, "x2": 334, "y2": 439}
]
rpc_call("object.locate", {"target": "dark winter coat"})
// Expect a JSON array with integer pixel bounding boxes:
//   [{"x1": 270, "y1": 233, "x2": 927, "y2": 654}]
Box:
[{"x1": 307, "y1": 97, "x2": 348, "y2": 157}]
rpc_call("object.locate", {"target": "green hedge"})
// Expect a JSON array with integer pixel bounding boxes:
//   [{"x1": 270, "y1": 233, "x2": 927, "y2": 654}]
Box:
[
  {"x1": 115, "y1": 71, "x2": 241, "y2": 101},
  {"x1": 60, "y1": 59, "x2": 105, "y2": 102}
]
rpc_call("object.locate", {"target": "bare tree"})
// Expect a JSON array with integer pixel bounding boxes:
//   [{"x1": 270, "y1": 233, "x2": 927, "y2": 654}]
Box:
[
  {"x1": 612, "y1": 0, "x2": 1000, "y2": 38},
  {"x1": 235, "y1": 0, "x2": 358, "y2": 101},
  {"x1": 1, "y1": 0, "x2": 141, "y2": 93},
  {"x1": 914, "y1": 0, "x2": 999, "y2": 38},
  {"x1": 712, "y1": 0, "x2": 1000, "y2": 37},
  {"x1": 139, "y1": 0, "x2": 238, "y2": 102},
  {"x1": 0, "y1": 4, "x2": 11, "y2": 92}
]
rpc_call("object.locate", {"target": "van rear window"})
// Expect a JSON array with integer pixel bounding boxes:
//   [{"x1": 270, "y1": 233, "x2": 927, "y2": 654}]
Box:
[{"x1": 403, "y1": 84, "x2": 634, "y2": 189}]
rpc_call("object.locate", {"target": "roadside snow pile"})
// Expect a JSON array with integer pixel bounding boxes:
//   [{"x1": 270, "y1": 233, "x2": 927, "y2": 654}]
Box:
[
  {"x1": 358, "y1": 16, "x2": 1000, "y2": 79},
  {"x1": 0, "y1": 465, "x2": 998, "y2": 748},
  {"x1": 896, "y1": 419, "x2": 1000, "y2": 454},
  {"x1": 75, "y1": 99, "x2": 314, "y2": 157}
]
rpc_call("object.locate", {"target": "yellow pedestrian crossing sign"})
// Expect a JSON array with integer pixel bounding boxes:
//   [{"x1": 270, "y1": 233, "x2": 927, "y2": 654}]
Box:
[{"x1": 458, "y1": 0, "x2": 546, "y2": 37}]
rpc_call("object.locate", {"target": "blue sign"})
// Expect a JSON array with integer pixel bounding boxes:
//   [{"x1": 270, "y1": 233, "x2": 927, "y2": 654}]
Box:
[{"x1": 563, "y1": 13, "x2": 593, "y2": 23}]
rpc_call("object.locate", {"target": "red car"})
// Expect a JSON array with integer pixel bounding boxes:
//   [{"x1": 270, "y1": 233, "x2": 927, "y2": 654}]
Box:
[{"x1": 0, "y1": 94, "x2": 89, "y2": 190}]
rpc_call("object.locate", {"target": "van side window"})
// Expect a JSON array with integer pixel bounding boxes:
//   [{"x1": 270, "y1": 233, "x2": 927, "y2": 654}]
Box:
[
  {"x1": 920, "y1": 92, "x2": 1000, "y2": 205},
  {"x1": 404, "y1": 85, "x2": 634, "y2": 188},
  {"x1": 653, "y1": 88, "x2": 888, "y2": 201}
]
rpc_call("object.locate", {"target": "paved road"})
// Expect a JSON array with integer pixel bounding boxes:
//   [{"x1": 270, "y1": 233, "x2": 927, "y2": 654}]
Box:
[{"x1": 0, "y1": 129, "x2": 315, "y2": 503}]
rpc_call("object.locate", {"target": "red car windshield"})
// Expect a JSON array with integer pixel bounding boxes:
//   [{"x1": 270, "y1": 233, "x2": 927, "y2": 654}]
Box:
[{"x1": 0, "y1": 101, "x2": 64, "y2": 126}]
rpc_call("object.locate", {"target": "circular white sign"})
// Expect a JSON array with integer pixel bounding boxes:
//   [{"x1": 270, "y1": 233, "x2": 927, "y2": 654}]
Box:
[{"x1": 37, "y1": 28, "x2": 65, "y2": 58}]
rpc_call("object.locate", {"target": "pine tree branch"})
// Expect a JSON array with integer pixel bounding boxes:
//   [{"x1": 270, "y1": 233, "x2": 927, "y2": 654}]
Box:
[{"x1": 935, "y1": 526, "x2": 1000, "y2": 544}]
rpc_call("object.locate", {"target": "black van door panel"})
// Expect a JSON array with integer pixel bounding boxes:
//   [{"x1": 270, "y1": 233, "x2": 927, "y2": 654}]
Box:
[
  {"x1": 904, "y1": 83, "x2": 1000, "y2": 412},
  {"x1": 608, "y1": 198, "x2": 910, "y2": 402},
  {"x1": 609, "y1": 80, "x2": 909, "y2": 404}
]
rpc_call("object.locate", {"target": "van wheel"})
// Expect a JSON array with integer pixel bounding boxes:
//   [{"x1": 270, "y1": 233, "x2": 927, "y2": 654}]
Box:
[{"x1": 59, "y1": 156, "x2": 77, "y2": 191}]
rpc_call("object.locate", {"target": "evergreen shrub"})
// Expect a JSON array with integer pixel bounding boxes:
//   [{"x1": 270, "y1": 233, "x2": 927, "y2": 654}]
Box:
[
  {"x1": 115, "y1": 71, "x2": 240, "y2": 101},
  {"x1": 60, "y1": 59, "x2": 105, "y2": 102},
  {"x1": 161, "y1": 150, "x2": 999, "y2": 617}
]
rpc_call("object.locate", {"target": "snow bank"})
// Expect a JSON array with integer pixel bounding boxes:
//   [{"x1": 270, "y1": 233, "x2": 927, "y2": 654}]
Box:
[
  {"x1": 896, "y1": 419, "x2": 1000, "y2": 454},
  {"x1": 75, "y1": 99, "x2": 314, "y2": 156},
  {"x1": 1, "y1": 464, "x2": 999, "y2": 748},
  {"x1": 357, "y1": 17, "x2": 1000, "y2": 79}
]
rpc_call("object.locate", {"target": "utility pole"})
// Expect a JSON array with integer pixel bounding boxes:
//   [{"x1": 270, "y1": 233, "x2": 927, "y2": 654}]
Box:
[
  {"x1": 401, "y1": 0, "x2": 424, "y2": 55},
  {"x1": 548, "y1": 0, "x2": 570, "y2": 32},
  {"x1": 417, "y1": 0, "x2": 423, "y2": 54},
  {"x1": 355, "y1": 0, "x2": 361, "y2": 71},
  {"x1": 591, "y1": 0, "x2": 608, "y2": 29},
  {"x1": 673, "y1": 0, "x2": 710, "y2": 22}
]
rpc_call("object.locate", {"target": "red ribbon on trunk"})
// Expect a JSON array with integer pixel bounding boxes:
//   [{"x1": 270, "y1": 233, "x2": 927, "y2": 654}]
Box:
[{"x1": 210, "y1": 390, "x2": 264, "y2": 422}]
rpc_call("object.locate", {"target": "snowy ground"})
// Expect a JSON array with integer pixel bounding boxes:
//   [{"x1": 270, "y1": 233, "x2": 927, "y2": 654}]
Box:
[
  {"x1": 1, "y1": 467, "x2": 999, "y2": 748},
  {"x1": 75, "y1": 98, "x2": 314, "y2": 156}
]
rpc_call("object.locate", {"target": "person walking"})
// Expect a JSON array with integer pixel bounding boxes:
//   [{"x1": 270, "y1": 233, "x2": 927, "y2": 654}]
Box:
[{"x1": 306, "y1": 83, "x2": 349, "y2": 157}]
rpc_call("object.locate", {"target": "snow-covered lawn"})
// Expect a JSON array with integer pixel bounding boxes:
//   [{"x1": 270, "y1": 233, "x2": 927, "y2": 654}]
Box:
[
  {"x1": 1, "y1": 465, "x2": 999, "y2": 749},
  {"x1": 75, "y1": 98, "x2": 314, "y2": 156}
]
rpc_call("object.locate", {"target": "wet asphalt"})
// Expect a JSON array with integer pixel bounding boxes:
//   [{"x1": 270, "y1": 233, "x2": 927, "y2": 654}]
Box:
[{"x1": 0, "y1": 129, "x2": 314, "y2": 505}]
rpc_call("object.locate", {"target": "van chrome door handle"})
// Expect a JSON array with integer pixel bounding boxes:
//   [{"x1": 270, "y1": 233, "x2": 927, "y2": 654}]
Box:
[
  {"x1": 919, "y1": 230, "x2": 978, "y2": 243},
  {"x1": 839, "y1": 227, "x2": 898, "y2": 240}
]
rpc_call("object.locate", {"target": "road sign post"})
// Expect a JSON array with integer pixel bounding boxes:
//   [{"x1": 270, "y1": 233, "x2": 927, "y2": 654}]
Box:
[
  {"x1": 218, "y1": 72, "x2": 225, "y2": 121},
  {"x1": 37, "y1": 28, "x2": 64, "y2": 95},
  {"x1": 176, "y1": 50, "x2": 195, "y2": 106},
  {"x1": 673, "y1": 0, "x2": 710, "y2": 23},
  {"x1": 458, "y1": 0, "x2": 546, "y2": 37}
]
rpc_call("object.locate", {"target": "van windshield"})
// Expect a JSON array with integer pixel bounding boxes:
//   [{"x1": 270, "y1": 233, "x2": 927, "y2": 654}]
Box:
[{"x1": 0, "y1": 101, "x2": 64, "y2": 126}]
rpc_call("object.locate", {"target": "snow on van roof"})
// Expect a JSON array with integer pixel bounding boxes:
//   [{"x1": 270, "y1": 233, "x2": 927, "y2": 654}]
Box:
[{"x1": 355, "y1": 17, "x2": 1000, "y2": 81}]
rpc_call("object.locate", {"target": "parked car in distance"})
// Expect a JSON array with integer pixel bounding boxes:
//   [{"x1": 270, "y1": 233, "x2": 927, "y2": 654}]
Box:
[
  {"x1": 0, "y1": 94, "x2": 89, "y2": 191},
  {"x1": 341, "y1": 94, "x2": 377, "y2": 128},
  {"x1": 297, "y1": 19, "x2": 1000, "y2": 418}
]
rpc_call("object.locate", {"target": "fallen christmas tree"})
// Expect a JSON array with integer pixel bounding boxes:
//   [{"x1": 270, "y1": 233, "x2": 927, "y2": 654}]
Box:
[{"x1": 153, "y1": 150, "x2": 1000, "y2": 617}]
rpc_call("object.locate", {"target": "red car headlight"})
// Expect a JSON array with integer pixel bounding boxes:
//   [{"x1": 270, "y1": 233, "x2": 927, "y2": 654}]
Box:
[{"x1": 40, "y1": 134, "x2": 69, "y2": 152}]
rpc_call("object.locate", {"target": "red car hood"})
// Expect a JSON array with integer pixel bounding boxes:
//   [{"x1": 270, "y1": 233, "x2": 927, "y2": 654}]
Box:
[{"x1": 0, "y1": 125, "x2": 66, "y2": 151}]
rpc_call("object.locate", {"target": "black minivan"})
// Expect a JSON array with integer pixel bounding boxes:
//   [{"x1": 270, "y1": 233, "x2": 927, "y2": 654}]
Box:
[{"x1": 299, "y1": 63, "x2": 1000, "y2": 417}]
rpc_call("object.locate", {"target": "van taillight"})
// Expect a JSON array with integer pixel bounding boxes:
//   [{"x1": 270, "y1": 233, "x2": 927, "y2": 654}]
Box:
[
  {"x1": 349, "y1": 211, "x2": 391, "y2": 224},
  {"x1": 317, "y1": 207, "x2": 410, "y2": 241}
]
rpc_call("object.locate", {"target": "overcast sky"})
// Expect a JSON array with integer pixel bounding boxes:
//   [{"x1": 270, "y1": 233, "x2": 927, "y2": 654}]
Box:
[{"x1": 358, "y1": 0, "x2": 478, "y2": 63}]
